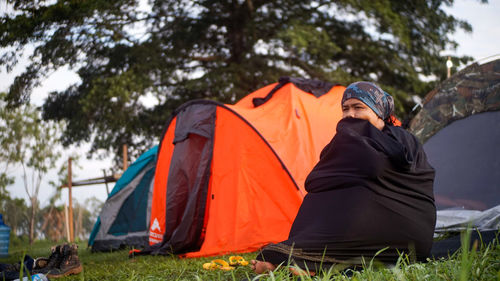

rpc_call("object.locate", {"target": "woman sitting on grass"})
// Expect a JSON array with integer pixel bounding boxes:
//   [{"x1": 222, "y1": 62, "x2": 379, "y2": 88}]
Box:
[{"x1": 251, "y1": 81, "x2": 436, "y2": 275}]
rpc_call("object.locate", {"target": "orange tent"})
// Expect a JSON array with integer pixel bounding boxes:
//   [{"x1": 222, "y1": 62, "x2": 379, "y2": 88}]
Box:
[{"x1": 146, "y1": 77, "x2": 346, "y2": 257}]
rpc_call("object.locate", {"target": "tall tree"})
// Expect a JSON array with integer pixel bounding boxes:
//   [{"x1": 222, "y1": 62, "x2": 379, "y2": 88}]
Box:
[
  {"x1": 0, "y1": 192, "x2": 29, "y2": 237},
  {"x1": 1, "y1": 94, "x2": 18, "y2": 192},
  {"x1": 0, "y1": 93, "x2": 61, "y2": 243},
  {"x1": 0, "y1": 0, "x2": 482, "y2": 160}
]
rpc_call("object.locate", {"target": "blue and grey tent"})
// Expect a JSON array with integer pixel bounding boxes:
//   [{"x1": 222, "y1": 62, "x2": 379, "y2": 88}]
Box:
[{"x1": 89, "y1": 146, "x2": 158, "y2": 252}]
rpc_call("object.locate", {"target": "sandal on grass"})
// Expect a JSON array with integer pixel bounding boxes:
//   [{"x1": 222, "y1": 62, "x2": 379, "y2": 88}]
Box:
[
  {"x1": 229, "y1": 256, "x2": 249, "y2": 266},
  {"x1": 202, "y1": 256, "x2": 249, "y2": 270},
  {"x1": 202, "y1": 259, "x2": 235, "y2": 271}
]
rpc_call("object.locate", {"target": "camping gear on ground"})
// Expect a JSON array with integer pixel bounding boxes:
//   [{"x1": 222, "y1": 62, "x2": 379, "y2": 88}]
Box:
[
  {"x1": 0, "y1": 255, "x2": 34, "y2": 281},
  {"x1": 0, "y1": 214, "x2": 10, "y2": 258},
  {"x1": 430, "y1": 230, "x2": 498, "y2": 259},
  {"x1": 435, "y1": 205, "x2": 500, "y2": 234},
  {"x1": 88, "y1": 146, "x2": 158, "y2": 252},
  {"x1": 142, "y1": 77, "x2": 346, "y2": 258},
  {"x1": 431, "y1": 205, "x2": 500, "y2": 258},
  {"x1": 408, "y1": 58, "x2": 500, "y2": 211},
  {"x1": 13, "y1": 273, "x2": 49, "y2": 281}
]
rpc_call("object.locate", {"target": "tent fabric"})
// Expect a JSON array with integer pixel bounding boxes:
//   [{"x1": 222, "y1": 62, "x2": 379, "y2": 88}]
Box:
[
  {"x1": 409, "y1": 59, "x2": 500, "y2": 143},
  {"x1": 143, "y1": 103, "x2": 216, "y2": 255},
  {"x1": 146, "y1": 78, "x2": 346, "y2": 257},
  {"x1": 408, "y1": 58, "x2": 500, "y2": 211},
  {"x1": 430, "y1": 230, "x2": 498, "y2": 259},
  {"x1": 424, "y1": 111, "x2": 500, "y2": 210},
  {"x1": 184, "y1": 106, "x2": 304, "y2": 257},
  {"x1": 435, "y1": 205, "x2": 500, "y2": 234},
  {"x1": 107, "y1": 167, "x2": 155, "y2": 234},
  {"x1": 252, "y1": 77, "x2": 337, "y2": 107},
  {"x1": 229, "y1": 81, "x2": 345, "y2": 193},
  {"x1": 89, "y1": 146, "x2": 158, "y2": 252}
]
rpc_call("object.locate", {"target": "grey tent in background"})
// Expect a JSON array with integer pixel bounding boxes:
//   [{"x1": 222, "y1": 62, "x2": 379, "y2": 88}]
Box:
[
  {"x1": 409, "y1": 58, "x2": 500, "y2": 211},
  {"x1": 88, "y1": 146, "x2": 158, "y2": 252},
  {"x1": 409, "y1": 58, "x2": 500, "y2": 258}
]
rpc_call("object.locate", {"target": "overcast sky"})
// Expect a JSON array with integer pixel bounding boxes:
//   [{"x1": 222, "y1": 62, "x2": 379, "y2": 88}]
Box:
[
  {"x1": 442, "y1": 0, "x2": 500, "y2": 63},
  {"x1": 1, "y1": 0, "x2": 499, "y2": 207}
]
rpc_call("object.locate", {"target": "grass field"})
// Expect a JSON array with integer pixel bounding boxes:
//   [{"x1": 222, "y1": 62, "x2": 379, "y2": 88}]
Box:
[{"x1": 1, "y1": 231, "x2": 499, "y2": 281}]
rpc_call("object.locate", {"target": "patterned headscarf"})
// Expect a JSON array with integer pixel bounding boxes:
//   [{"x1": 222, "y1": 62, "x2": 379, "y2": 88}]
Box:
[{"x1": 341, "y1": 81, "x2": 394, "y2": 121}]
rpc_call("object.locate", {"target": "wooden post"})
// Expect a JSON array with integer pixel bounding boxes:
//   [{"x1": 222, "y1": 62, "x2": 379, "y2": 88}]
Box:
[
  {"x1": 68, "y1": 157, "x2": 74, "y2": 242},
  {"x1": 446, "y1": 56, "x2": 452, "y2": 78},
  {"x1": 64, "y1": 204, "x2": 70, "y2": 241},
  {"x1": 123, "y1": 144, "x2": 128, "y2": 171}
]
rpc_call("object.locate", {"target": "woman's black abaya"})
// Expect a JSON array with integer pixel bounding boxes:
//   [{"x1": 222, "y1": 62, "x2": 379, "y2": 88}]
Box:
[{"x1": 257, "y1": 118, "x2": 436, "y2": 270}]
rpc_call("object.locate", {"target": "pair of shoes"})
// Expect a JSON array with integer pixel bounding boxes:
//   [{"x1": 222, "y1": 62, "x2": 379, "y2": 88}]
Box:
[
  {"x1": 34, "y1": 244, "x2": 83, "y2": 278},
  {"x1": 202, "y1": 256, "x2": 249, "y2": 271},
  {"x1": 203, "y1": 259, "x2": 235, "y2": 271},
  {"x1": 33, "y1": 244, "x2": 64, "y2": 273}
]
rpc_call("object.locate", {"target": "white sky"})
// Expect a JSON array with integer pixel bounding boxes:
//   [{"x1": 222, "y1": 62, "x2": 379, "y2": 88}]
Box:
[
  {"x1": 1, "y1": 0, "x2": 500, "y2": 207},
  {"x1": 442, "y1": 0, "x2": 500, "y2": 64}
]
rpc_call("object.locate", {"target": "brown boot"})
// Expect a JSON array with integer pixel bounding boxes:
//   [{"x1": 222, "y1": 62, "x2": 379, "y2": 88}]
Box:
[
  {"x1": 46, "y1": 244, "x2": 83, "y2": 278},
  {"x1": 33, "y1": 244, "x2": 66, "y2": 274}
]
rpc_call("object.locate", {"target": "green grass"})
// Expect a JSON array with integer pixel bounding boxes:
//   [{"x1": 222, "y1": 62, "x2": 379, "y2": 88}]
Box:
[{"x1": 1, "y1": 233, "x2": 499, "y2": 281}]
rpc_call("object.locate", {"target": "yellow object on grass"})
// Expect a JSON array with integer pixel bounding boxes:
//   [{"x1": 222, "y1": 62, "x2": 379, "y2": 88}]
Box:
[
  {"x1": 202, "y1": 259, "x2": 235, "y2": 271},
  {"x1": 202, "y1": 256, "x2": 249, "y2": 270},
  {"x1": 229, "y1": 256, "x2": 249, "y2": 266}
]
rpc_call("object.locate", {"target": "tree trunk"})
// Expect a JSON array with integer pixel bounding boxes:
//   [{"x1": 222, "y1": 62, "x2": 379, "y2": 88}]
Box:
[
  {"x1": 76, "y1": 206, "x2": 81, "y2": 239},
  {"x1": 40, "y1": 206, "x2": 53, "y2": 233},
  {"x1": 29, "y1": 197, "x2": 37, "y2": 244},
  {"x1": 56, "y1": 210, "x2": 65, "y2": 241}
]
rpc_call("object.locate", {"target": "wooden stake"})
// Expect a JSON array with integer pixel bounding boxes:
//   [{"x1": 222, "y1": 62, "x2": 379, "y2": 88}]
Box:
[
  {"x1": 446, "y1": 56, "x2": 452, "y2": 78},
  {"x1": 64, "y1": 203, "x2": 70, "y2": 241},
  {"x1": 123, "y1": 144, "x2": 128, "y2": 171},
  {"x1": 68, "y1": 157, "x2": 74, "y2": 242}
]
